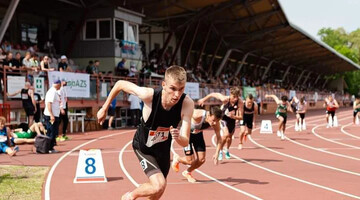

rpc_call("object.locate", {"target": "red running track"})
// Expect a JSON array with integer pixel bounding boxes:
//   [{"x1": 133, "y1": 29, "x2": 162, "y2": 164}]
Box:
[{"x1": 1, "y1": 108, "x2": 359, "y2": 200}]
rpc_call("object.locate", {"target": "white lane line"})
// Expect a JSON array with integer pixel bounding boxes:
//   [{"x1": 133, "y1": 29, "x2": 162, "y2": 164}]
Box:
[
  {"x1": 170, "y1": 141, "x2": 262, "y2": 200},
  {"x1": 249, "y1": 135, "x2": 360, "y2": 176},
  {"x1": 211, "y1": 135, "x2": 360, "y2": 199},
  {"x1": 119, "y1": 140, "x2": 140, "y2": 187},
  {"x1": 45, "y1": 130, "x2": 134, "y2": 200},
  {"x1": 341, "y1": 123, "x2": 360, "y2": 140}
]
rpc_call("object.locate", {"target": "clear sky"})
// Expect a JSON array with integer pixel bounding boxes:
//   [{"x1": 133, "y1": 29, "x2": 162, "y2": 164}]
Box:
[{"x1": 278, "y1": 0, "x2": 360, "y2": 38}]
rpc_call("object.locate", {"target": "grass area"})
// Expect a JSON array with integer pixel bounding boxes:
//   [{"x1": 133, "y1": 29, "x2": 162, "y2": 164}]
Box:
[{"x1": 0, "y1": 165, "x2": 48, "y2": 200}]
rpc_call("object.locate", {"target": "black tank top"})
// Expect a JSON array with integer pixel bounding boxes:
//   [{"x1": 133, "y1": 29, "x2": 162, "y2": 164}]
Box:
[
  {"x1": 43, "y1": 62, "x2": 49, "y2": 69},
  {"x1": 222, "y1": 99, "x2": 238, "y2": 126},
  {"x1": 243, "y1": 101, "x2": 255, "y2": 115},
  {"x1": 133, "y1": 87, "x2": 186, "y2": 155},
  {"x1": 21, "y1": 89, "x2": 33, "y2": 108}
]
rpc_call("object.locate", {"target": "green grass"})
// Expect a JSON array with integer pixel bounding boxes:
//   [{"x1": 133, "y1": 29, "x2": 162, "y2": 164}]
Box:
[{"x1": 0, "y1": 165, "x2": 48, "y2": 200}]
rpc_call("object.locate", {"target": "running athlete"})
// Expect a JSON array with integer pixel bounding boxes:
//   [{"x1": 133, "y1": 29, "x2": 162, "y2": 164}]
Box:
[
  {"x1": 171, "y1": 106, "x2": 223, "y2": 183},
  {"x1": 97, "y1": 66, "x2": 194, "y2": 200},
  {"x1": 238, "y1": 94, "x2": 258, "y2": 150},
  {"x1": 198, "y1": 87, "x2": 243, "y2": 160},
  {"x1": 353, "y1": 96, "x2": 360, "y2": 125},
  {"x1": 291, "y1": 96, "x2": 307, "y2": 131},
  {"x1": 265, "y1": 94, "x2": 293, "y2": 140},
  {"x1": 324, "y1": 95, "x2": 339, "y2": 128}
]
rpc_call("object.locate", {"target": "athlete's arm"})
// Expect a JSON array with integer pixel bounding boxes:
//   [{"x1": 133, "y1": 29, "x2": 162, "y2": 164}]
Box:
[
  {"x1": 29, "y1": 89, "x2": 37, "y2": 112},
  {"x1": 6, "y1": 89, "x2": 21, "y2": 97},
  {"x1": 232, "y1": 99, "x2": 243, "y2": 120},
  {"x1": 334, "y1": 100, "x2": 340, "y2": 108},
  {"x1": 253, "y1": 102, "x2": 258, "y2": 127},
  {"x1": 212, "y1": 121, "x2": 222, "y2": 165},
  {"x1": 265, "y1": 94, "x2": 281, "y2": 104},
  {"x1": 174, "y1": 96, "x2": 194, "y2": 147},
  {"x1": 97, "y1": 80, "x2": 153, "y2": 124},
  {"x1": 287, "y1": 102, "x2": 293, "y2": 113},
  {"x1": 198, "y1": 93, "x2": 228, "y2": 106}
]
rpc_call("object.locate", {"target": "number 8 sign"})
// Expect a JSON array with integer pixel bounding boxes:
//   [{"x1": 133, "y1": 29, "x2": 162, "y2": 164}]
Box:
[{"x1": 74, "y1": 149, "x2": 107, "y2": 183}]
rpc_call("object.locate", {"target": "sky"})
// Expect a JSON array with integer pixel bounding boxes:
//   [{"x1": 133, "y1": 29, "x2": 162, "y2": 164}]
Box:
[{"x1": 278, "y1": 0, "x2": 360, "y2": 39}]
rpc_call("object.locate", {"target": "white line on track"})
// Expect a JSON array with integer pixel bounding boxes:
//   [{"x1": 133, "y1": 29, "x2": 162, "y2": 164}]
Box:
[
  {"x1": 341, "y1": 123, "x2": 360, "y2": 140},
  {"x1": 45, "y1": 130, "x2": 134, "y2": 200},
  {"x1": 119, "y1": 140, "x2": 140, "y2": 187},
  {"x1": 211, "y1": 135, "x2": 360, "y2": 199}
]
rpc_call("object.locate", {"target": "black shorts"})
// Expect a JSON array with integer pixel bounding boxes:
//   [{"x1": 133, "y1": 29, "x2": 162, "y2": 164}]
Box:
[
  {"x1": 276, "y1": 114, "x2": 287, "y2": 125},
  {"x1": 107, "y1": 107, "x2": 115, "y2": 116},
  {"x1": 24, "y1": 106, "x2": 35, "y2": 116},
  {"x1": 354, "y1": 110, "x2": 359, "y2": 117},
  {"x1": 240, "y1": 114, "x2": 253, "y2": 129},
  {"x1": 220, "y1": 120, "x2": 236, "y2": 134},
  {"x1": 299, "y1": 113, "x2": 305, "y2": 120},
  {"x1": 184, "y1": 132, "x2": 206, "y2": 156},
  {"x1": 326, "y1": 110, "x2": 335, "y2": 118},
  {"x1": 134, "y1": 148, "x2": 170, "y2": 178}
]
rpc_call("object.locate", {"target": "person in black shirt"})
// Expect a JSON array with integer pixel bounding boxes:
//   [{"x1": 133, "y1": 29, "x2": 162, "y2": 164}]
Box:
[
  {"x1": 98, "y1": 66, "x2": 194, "y2": 200},
  {"x1": 33, "y1": 91, "x2": 42, "y2": 123},
  {"x1": 58, "y1": 55, "x2": 68, "y2": 72},
  {"x1": 238, "y1": 94, "x2": 258, "y2": 150}
]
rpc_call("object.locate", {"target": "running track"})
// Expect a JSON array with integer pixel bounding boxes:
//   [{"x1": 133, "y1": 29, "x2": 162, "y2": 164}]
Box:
[{"x1": 1, "y1": 108, "x2": 359, "y2": 200}]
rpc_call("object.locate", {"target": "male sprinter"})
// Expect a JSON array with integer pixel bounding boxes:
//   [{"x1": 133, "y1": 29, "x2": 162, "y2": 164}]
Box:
[
  {"x1": 353, "y1": 96, "x2": 360, "y2": 125},
  {"x1": 171, "y1": 106, "x2": 222, "y2": 183},
  {"x1": 198, "y1": 87, "x2": 243, "y2": 160},
  {"x1": 238, "y1": 94, "x2": 258, "y2": 150},
  {"x1": 265, "y1": 94, "x2": 293, "y2": 140},
  {"x1": 98, "y1": 66, "x2": 194, "y2": 200},
  {"x1": 324, "y1": 95, "x2": 339, "y2": 128},
  {"x1": 291, "y1": 96, "x2": 307, "y2": 131}
]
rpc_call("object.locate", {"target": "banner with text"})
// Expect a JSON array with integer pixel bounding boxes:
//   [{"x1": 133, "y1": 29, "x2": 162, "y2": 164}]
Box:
[
  {"x1": 7, "y1": 76, "x2": 26, "y2": 98},
  {"x1": 242, "y1": 86, "x2": 257, "y2": 99},
  {"x1": 185, "y1": 82, "x2": 200, "y2": 100},
  {"x1": 48, "y1": 71, "x2": 90, "y2": 98}
]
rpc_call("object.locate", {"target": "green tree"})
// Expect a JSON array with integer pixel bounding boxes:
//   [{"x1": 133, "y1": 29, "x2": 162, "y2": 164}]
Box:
[{"x1": 318, "y1": 27, "x2": 360, "y2": 95}]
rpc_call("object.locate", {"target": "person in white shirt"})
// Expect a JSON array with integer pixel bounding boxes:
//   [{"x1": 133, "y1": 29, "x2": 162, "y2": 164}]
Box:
[
  {"x1": 128, "y1": 94, "x2": 141, "y2": 127},
  {"x1": 58, "y1": 80, "x2": 69, "y2": 140},
  {"x1": 44, "y1": 80, "x2": 61, "y2": 153}
]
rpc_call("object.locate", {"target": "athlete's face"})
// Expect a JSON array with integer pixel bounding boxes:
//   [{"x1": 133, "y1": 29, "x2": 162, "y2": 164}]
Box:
[
  {"x1": 162, "y1": 77, "x2": 185, "y2": 105},
  {"x1": 206, "y1": 115, "x2": 220, "y2": 126},
  {"x1": 230, "y1": 94, "x2": 239, "y2": 104},
  {"x1": 329, "y1": 96, "x2": 333, "y2": 102},
  {"x1": 0, "y1": 122, "x2": 4, "y2": 130},
  {"x1": 246, "y1": 98, "x2": 253, "y2": 107}
]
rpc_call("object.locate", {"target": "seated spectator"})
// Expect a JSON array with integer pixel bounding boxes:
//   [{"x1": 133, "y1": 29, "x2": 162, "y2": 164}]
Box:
[
  {"x1": 58, "y1": 55, "x2": 68, "y2": 72},
  {"x1": 0, "y1": 116, "x2": 19, "y2": 156},
  {"x1": 1, "y1": 40, "x2": 11, "y2": 54}
]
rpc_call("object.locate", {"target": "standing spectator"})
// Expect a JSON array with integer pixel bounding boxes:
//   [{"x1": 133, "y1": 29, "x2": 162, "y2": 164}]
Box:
[
  {"x1": 85, "y1": 60, "x2": 94, "y2": 74},
  {"x1": 33, "y1": 90, "x2": 42, "y2": 123},
  {"x1": 3, "y1": 52, "x2": 16, "y2": 71},
  {"x1": 92, "y1": 60, "x2": 100, "y2": 75},
  {"x1": 22, "y1": 52, "x2": 36, "y2": 84},
  {"x1": 128, "y1": 63, "x2": 138, "y2": 77},
  {"x1": 58, "y1": 80, "x2": 69, "y2": 141},
  {"x1": 40, "y1": 55, "x2": 55, "y2": 72},
  {"x1": 43, "y1": 80, "x2": 61, "y2": 153},
  {"x1": 12, "y1": 52, "x2": 23, "y2": 73},
  {"x1": 58, "y1": 55, "x2": 68, "y2": 72},
  {"x1": 7, "y1": 82, "x2": 37, "y2": 125},
  {"x1": 116, "y1": 58, "x2": 128, "y2": 76},
  {"x1": 127, "y1": 94, "x2": 141, "y2": 127},
  {"x1": 117, "y1": 58, "x2": 126, "y2": 69},
  {"x1": 107, "y1": 86, "x2": 117, "y2": 130}
]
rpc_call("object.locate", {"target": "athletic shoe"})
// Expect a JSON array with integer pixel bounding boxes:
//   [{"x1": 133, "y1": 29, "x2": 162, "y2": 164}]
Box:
[
  {"x1": 225, "y1": 151, "x2": 231, "y2": 159},
  {"x1": 171, "y1": 154, "x2": 180, "y2": 172},
  {"x1": 238, "y1": 144, "x2": 243, "y2": 150},
  {"x1": 121, "y1": 192, "x2": 133, "y2": 200},
  {"x1": 49, "y1": 149, "x2": 59, "y2": 154},
  {"x1": 14, "y1": 146, "x2": 19, "y2": 152},
  {"x1": 281, "y1": 132, "x2": 285, "y2": 140},
  {"x1": 63, "y1": 136, "x2": 69, "y2": 140},
  {"x1": 218, "y1": 151, "x2": 223, "y2": 161},
  {"x1": 277, "y1": 131, "x2": 281, "y2": 137},
  {"x1": 182, "y1": 171, "x2": 196, "y2": 183},
  {"x1": 108, "y1": 127, "x2": 114, "y2": 130},
  {"x1": 326, "y1": 125, "x2": 330, "y2": 128}
]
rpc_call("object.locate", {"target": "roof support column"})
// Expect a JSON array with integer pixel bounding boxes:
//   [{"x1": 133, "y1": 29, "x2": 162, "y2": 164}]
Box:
[
  {"x1": 207, "y1": 38, "x2": 222, "y2": 75},
  {"x1": 215, "y1": 49, "x2": 232, "y2": 77},
  {"x1": 302, "y1": 71, "x2": 312, "y2": 86},
  {"x1": 295, "y1": 70, "x2": 306, "y2": 86},
  {"x1": 195, "y1": 25, "x2": 212, "y2": 68},
  {"x1": 0, "y1": 0, "x2": 20, "y2": 43},
  {"x1": 314, "y1": 74, "x2": 321, "y2": 85},
  {"x1": 261, "y1": 60, "x2": 275, "y2": 81},
  {"x1": 171, "y1": 25, "x2": 190, "y2": 65},
  {"x1": 281, "y1": 65, "x2": 292, "y2": 82},
  {"x1": 322, "y1": 79, "x2": 329, "y2": 89},
  {"x1": 184, "y1": 21, "x2": 200, "y2": 67},
  {"x1": 157, "y1": 31, "x2": 173, "y2": 64},
  {"x1": 234, "y1": 52, "x2": 250, "y2": 76}
]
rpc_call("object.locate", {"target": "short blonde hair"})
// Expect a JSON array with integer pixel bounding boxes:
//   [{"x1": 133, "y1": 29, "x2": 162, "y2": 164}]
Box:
[
  {"x1": 0, "y1": 116, "x2": 6, "y2": 124},
  {"x1": 230, "y1": 87, "x2": 240, "y2": 97},
  {"x1": 165, "y1": 65, "x2": 186, "y2": 82}
]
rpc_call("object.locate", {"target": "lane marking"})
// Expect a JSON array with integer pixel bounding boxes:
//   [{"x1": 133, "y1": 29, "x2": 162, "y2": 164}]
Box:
[
  {"x1": 340, "y1": 123, "x2": 360, "y2": 140},
  {"x1": 119, "y1": 140, "x2": 140, "y2": 187}
]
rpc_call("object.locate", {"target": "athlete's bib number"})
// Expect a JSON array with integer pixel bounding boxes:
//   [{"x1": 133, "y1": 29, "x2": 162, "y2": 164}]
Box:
[{"x1": 146, "y1": 127, "x2": 170, "y2": 147}]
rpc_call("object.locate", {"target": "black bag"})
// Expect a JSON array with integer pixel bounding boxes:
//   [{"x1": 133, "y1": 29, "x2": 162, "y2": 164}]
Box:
[{"x1": 34, "y1": 135, "x2": 52, "y2": 154}]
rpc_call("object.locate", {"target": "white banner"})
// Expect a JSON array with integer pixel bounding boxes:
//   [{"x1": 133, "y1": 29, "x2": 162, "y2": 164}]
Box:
[
  {"x1": 289, "y1": 90, "x2": 296, "y2": 99},
  {"x1": 34, "y1": 77, "x2": 45, "y2": 99},
  {"x1": 101, "y1": 83, "x2": 107, "y2": 98},
  {"x1": 7, "y1": 76, "x2": 26, "y2": 98},
  {"x1": 48, "y1": 71, "x2": 90, "y2": 98},
  {"x1": 185, "y1": 82, "x2": 199, "y2": 99}
]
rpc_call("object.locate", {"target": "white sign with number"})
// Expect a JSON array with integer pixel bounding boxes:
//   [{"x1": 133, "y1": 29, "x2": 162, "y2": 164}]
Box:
[
  {"x1": 260, "y1": 120, "x2": 273, "y2": 134},
  {"x1": 74, "y1": 149, "x2": 107, "y2": 183}
]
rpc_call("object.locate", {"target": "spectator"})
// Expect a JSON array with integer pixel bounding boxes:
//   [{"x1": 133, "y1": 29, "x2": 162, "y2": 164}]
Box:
[
  {"x1": 32, "y1": 87, "x2": 43, "y2": 123},
  {"x1": 2, "y1": 52, "x2": 16, "y2": 72},
  {"x1": 127, "y1": 94, "x2": 141, "y2": 127},
  {"x1": 40, "y1": 55, "x2": 55, "y2": 72},
  {"x1": 92, "y1": 60, "x2": 100, "y2": 75},
  {"x1": 116, "y1": 58, "x2": 128, "y2": 76},
  {"x1": 128, "y1": 62, "x2": 138, "y2": 77},
  {"x1": 58, "y1": 55, "x2": 68, "y2": 72},
  {"x1": 117, "y1": 58, "x2": 126, "y2": 69},
  {"x1": 58, "y1": 80, "x2": 69, "y2": 141},
  {"x1": 7, "y1": 82, "x2": 37, "y2": 126},
  {"x1": 12, "y1": 52, "x2": 24, "y2": 72},
  {"x1": 43, "y1": 80, "x2": 61, "y2": 153},
  {"x1": 256, "y1": 93, "x2": 261, "y2": 115},
  {"x1": 0, "y1": 48, "x2": 6, "y2": 63},
  {"x1": 86, "y1": 60, "x2": 94, "y2": 74},
  {"x1": 107, "y1": 86, "x2": 117, "y2": 130},
  {"x1": 1, "y1": 40, "x2": 11, "y2": 53},
  {"x1": 22, "y1": 52, "x2": 35, "y2": 84},
  {"x1": 0, "y1": 116, "x2": 19, "y2": 156},
  {"x1": 28, "y1": 44, "x2": 38, "y2": 54}
]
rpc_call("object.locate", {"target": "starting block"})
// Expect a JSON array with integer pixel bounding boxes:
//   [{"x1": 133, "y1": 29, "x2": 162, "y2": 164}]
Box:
[
  {"x1": 333, "y1": 116, "x2": 338, "y2": 127},
  {"x1": 74, "y1": 149, "x2": 107, "y2": 183},
  {"x1": 356, "y1": 115, "x2": 359, "y2": 125},
  {"x1": 260, "y1": 120, "x2": 273, "y2": 134},
  {"x1": 302, "y1": 119, "x2": 307, "y2": 130}
]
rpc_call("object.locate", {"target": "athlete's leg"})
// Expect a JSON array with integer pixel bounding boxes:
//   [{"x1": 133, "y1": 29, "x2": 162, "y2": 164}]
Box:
[
  {"x1": 278, "y1": 116, "x2": 284, "y2": 132},
  {"x1": 13, "y1": 138, "x2": 35, "y2": 144},
  {"x1": 187, "y1": 151, "x2": 205, "y2": 172},
  {"x1": 128, "y1": 173, "x2": 167, "y2": 200},
  {"x1": 239, "y1": 125, "x2": 246, "y2": 145}
]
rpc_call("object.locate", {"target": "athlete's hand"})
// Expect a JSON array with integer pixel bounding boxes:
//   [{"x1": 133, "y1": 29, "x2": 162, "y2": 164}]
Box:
[
  {"x1": 265, "y1": 94, "x2": 269, "y2": 98},
  {"x1": 213, "y1": 154, "x2": 218, "y2": 165},
  {"x1": 228, "y1": 111, "x2": 236, "y2": 119},
  {"x1": 197, "y1": 99, "x2": 205, "y2": 107},
  {"x1": 170, "y1": 126, "x2": 180, "y2": 139},
  {"x1": 97, "y1": 107, "x2": 107, "y2": 125}
]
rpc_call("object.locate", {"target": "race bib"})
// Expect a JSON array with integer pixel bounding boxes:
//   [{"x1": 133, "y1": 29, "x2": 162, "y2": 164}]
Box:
[
  {"x1": 146, "y1": 127, "x2": 170, "y2": 147},
  {"x1": 22, "y1": 93, "x2": 28, "y2": 100},
  {"x1": 0, "y1": 135, "x2": 7, "y2": 143}
]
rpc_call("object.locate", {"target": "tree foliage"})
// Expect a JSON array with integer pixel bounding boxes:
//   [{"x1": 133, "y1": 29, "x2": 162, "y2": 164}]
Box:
[{"x1": 318, "y1": 27, "x2": 360, "y2": 95}]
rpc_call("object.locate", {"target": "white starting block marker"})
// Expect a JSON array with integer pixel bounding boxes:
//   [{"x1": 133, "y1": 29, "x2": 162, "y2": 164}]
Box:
[
  {"x1": 260, "y1": 120, "x2": 273, "y2": 134},
  {"x1": 333, "y1": 116, "x2": 339, "y2": 127},
  {"x1": 328, "y1": 116, "x2": 333, "y2": 127},
  {"x1": 74, "y1": 149, "x2": 107, "y2": 183},
  {"x1": 302, "y1": 119, "x2": 307, "y2": 130},
  {"x1": 356, "y1": 115, "x2": 360, "y2": 125}
]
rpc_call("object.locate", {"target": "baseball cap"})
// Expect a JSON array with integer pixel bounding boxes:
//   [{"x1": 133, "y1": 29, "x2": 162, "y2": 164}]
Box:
[
  {"x1": 60, "y1": 55, "x2": 67, "y2": 59},
  {"x1": 53, "y1": 80, "x2": 61, "y2": 84}
]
